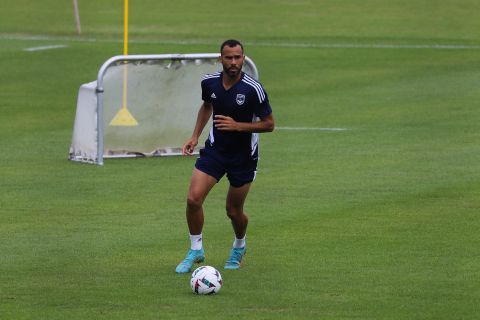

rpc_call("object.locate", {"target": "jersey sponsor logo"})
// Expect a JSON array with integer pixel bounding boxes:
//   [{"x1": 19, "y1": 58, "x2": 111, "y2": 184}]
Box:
[
  {"x1": 211, "y1": 93, "x2": 216, "y2": 98},
  {"x1": 236, "y1": 94, "x2": 245, "y2": 105}
]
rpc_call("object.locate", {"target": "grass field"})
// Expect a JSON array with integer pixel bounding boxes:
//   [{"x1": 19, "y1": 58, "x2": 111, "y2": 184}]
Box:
[{"x1": 1, "y1": 1, "x2": 479, "y2": 319}]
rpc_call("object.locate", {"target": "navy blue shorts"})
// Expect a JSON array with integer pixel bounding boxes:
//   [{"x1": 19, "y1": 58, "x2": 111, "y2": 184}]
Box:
[{"x1": 195, "y1": 148, "x2": 258, "y2": 188}]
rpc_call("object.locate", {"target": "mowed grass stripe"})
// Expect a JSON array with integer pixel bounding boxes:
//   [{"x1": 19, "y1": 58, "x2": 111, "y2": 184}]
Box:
[{"x1": 3, "y1": 35, "x2": 480, "y2": 49}]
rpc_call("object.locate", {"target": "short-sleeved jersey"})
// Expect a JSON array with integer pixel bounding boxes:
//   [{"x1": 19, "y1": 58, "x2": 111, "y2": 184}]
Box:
[{"x1": 201, "y1": 71, "x2": 272, "y2": 164}]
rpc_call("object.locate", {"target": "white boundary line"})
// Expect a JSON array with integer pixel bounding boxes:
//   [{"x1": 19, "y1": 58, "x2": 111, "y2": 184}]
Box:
[
  {"x1": 275, "y1": 127, "x2": 347, "y2": 130},
  {"x1": 24, "y1": 45, "x2": 68, "y2": 51},
  {"x1": 2, "y1": 35, "x2": 480, "y2": 49}
]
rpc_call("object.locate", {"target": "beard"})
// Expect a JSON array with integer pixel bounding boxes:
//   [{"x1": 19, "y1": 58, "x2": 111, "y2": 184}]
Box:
[{"x1": 223, "y1": 64, "x2": 243, "y2": 78}]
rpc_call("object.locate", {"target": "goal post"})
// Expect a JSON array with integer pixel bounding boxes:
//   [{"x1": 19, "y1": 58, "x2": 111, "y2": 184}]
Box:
[{"x1": 69, "y1": 53, "x2": 259, "y2": 165}]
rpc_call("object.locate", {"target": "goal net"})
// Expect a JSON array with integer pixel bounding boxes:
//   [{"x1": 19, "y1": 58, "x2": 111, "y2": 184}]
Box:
[{"x1": 69, "y1": 54, "x2": 259, "y2": 165}]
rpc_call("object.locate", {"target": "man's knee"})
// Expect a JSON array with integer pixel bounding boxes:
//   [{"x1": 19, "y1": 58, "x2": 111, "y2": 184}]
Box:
[
  {"x1": 187, "y1": 194, "x2": 203, "y2": 211},
  {"x1": 225, "y1": 204, "x2": 243, "y2": 219}
]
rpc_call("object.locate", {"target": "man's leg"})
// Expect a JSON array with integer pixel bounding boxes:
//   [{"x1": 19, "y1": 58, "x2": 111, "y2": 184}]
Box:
[
  {"x1": 224, "y1": 183, "x2": 251, "y2": 269},
  {"x1": 186, "y1": 168, "x2": 218, "y2": 234},
  {"x1": 225, "y1": 183, "x2": 251, "y2": 238},
  {"x1": 176, "y1": 168, "x2": 218, "y2": 274}
]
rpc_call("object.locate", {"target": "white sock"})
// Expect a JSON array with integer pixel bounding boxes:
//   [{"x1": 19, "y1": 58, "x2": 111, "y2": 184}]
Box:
[
  {"x1": 233, "y1": 235, "x2": 246, "y2": 249},
  {"x1": 190, "y1": 233, "x2": 203, "y2": 250}
]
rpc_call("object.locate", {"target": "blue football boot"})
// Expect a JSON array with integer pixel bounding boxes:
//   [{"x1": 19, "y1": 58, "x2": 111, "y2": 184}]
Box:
[
  {"x1": 175, "y1": 248, "x2": 205, "y2": 274},
  {"x1": 224, "y1": 246, "x2": 246, "y2": 269}
]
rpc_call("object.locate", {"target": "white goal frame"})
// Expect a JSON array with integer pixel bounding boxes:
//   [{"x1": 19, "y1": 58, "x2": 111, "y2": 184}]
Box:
[{"x1": 69, "y1": 54, "x2": 259, "y2": 165}]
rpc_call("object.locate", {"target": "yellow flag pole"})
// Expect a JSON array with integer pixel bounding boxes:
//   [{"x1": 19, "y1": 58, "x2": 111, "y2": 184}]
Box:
[
  {"x1": 109, "y1": 0, "x2": 138, "y2": 126},
  {"x1": 123, "y1": 0, "x2": 128, "y2": 111},
  {"x1": 124, "y1": 0, "x2": 128, "y2": 56}
]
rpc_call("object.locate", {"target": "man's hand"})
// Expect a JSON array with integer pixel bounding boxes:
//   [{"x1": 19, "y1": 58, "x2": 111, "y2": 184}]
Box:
[
  {"x1": 182, "y1": 137, "x2": 198, "y2": 156},
  {"x1": 213, "y1": 113, "x2": 275, "y2": 133},
  {"x1": 214, "y1": 115, "x2": 238, "y2": 131}
]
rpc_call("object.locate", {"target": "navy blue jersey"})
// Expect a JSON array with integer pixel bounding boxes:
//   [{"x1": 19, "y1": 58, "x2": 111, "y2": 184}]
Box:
[{"x1": 201, "y1": 71, "x2": 272, "y2": 164}]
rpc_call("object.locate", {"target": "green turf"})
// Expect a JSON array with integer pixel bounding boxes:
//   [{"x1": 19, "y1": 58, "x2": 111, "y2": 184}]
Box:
[{"x1": 1, "y1": 1, "x2": 480, "y2": 319}]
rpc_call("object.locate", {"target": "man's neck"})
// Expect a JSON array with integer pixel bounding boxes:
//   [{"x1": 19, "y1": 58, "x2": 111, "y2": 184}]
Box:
[{"x1": 222, "y1": 72, "x2": 242, "y2": 91}]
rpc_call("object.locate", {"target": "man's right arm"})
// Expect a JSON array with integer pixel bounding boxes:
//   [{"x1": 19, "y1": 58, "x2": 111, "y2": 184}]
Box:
[{"x1": 182, "y1": 101, "x2": 213, "y2": 156}]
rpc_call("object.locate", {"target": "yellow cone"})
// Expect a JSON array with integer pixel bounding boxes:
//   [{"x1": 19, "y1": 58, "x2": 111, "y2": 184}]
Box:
[{"x1": 109, "y1": 108, "x2": 139, "y2": 126}]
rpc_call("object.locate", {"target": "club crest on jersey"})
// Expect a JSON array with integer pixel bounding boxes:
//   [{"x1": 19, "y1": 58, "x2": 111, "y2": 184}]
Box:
[{"x1": 236, "y1": 94, "x2": 245, "y2": 105}]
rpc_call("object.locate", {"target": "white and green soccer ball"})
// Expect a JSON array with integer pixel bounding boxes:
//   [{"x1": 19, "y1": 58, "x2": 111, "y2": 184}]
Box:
[{"x1": 190, "y1": 266, "x2": 222, "y2": 295}]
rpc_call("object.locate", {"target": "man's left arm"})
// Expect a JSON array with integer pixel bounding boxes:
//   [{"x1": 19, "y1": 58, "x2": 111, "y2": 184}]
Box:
[{"x1": 213, "y1": 113, "x2": 275, "y2": 133}]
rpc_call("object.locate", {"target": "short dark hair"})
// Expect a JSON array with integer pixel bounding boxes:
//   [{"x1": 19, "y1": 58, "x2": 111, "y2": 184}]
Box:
[{"x1": 220, "y1": 39, "x2": 244, "y2": 55}]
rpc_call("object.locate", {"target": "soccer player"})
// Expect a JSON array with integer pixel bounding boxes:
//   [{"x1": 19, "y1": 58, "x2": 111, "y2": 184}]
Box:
[{"x1": 175, "y1": 39, "x2": 275, "y2": 273}]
